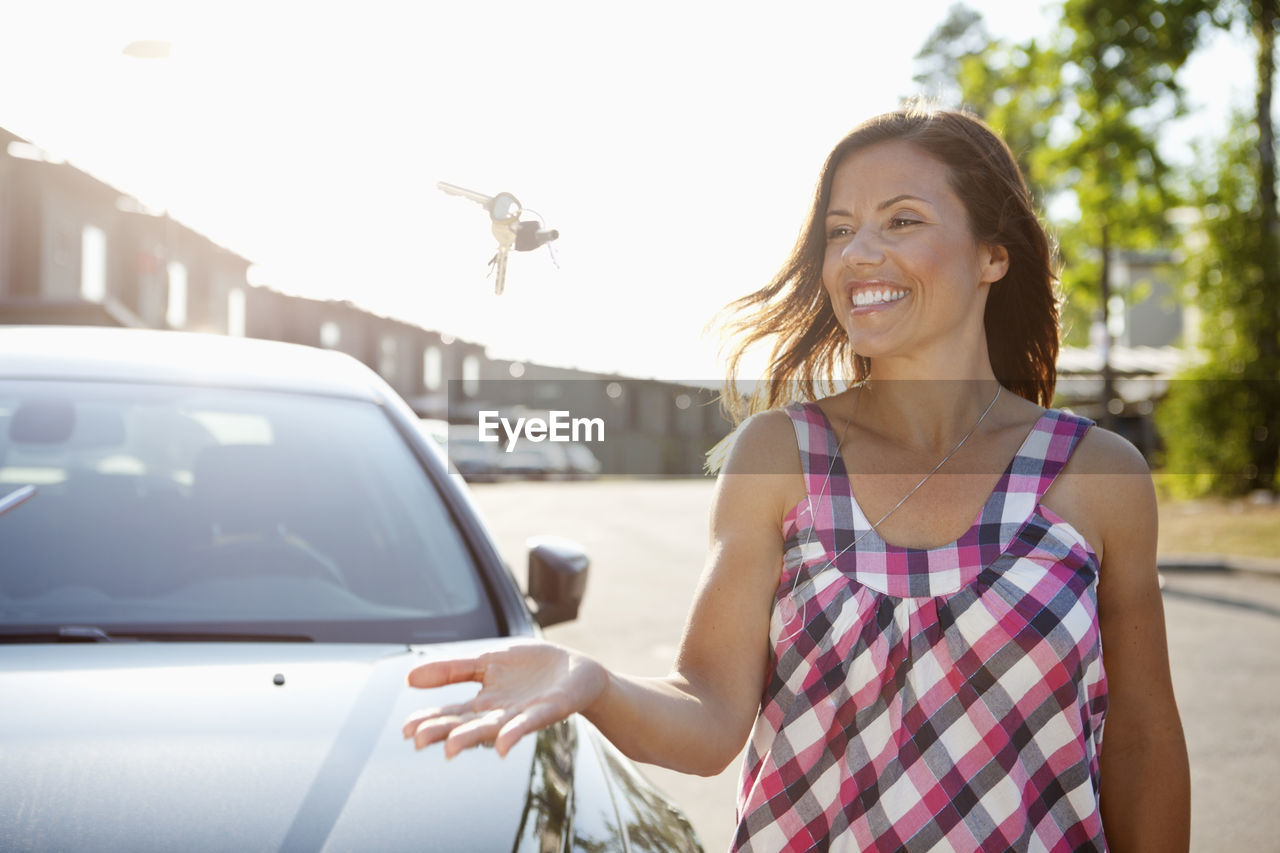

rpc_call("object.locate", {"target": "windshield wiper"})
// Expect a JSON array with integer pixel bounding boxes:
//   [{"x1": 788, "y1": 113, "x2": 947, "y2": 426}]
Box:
[
  {"x1": 0, "y1": 485, "x2": 37, "y2": 519},
  {"x1": 0, "y1": 626, "x2": 315, "y2": 643}
]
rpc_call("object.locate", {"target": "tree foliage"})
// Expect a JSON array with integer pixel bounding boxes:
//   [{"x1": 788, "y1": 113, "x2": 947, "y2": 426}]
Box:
[
  {"x1": 1160, "y1": 0, "x2": 1280, "y2": 494},
  {"x1": 1158, "y1": 111, "x2": 1280, "y2": 493},
  {"x1": 913, "y1": 2, "x2": 1187, "y2": 346},
  {"x1": 913, "y1": 0, "x2": 1280, "y2": 494},
  {"x1": 913, "y1": 3, "x2": 993, "y2": 106},
  {"x1": 915, "y1": 5, "x2": 1064, "y2": 199}
]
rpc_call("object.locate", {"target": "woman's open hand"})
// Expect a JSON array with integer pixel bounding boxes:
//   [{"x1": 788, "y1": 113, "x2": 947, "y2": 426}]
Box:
[{"x1": 401, "y1": 640, "x2": 608, "y2": 758}]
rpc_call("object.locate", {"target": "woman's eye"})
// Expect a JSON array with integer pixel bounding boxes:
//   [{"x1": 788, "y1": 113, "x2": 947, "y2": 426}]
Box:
[
  {"x1": 827, "y1": 225, "x2": 853, "y2": 240},
  {"x1": 889, "y1": 217, "x2": 921, "y2": 228}
]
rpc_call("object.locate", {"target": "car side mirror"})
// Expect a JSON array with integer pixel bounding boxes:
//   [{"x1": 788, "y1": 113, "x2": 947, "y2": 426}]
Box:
[{"x1": 526, "y1": 536, "x2": 589, "y2": 628}]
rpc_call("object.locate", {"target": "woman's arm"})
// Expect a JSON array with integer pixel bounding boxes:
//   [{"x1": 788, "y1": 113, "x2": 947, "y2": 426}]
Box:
[
  {"x1": 403, "y1": 410, "x2": 801, "y2": 776},
  {"x1": 1072, "y1": 430, "x2": 1191, "y2": 851}
]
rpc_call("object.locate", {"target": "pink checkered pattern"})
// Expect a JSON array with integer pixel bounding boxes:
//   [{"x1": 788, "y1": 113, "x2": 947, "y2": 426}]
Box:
[{"x1": 734, "y1": 404, "x2": 1107, "y2": 852}]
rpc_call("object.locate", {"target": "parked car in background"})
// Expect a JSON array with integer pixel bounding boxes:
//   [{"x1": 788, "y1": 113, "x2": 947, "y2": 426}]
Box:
[
  {"x1": 493, "y1": 441, "x2": 603, "y2": 481},
  {"x1": 428, "y1": 422, "x2": 603, "y2": 483},
  {"x1": 445, "y1": 425, "x2": 505, "y2": 483},
  {"x1": 0, "y1": 326, "x2": 702, "y2": 852},
  {"x1": 498, "y1": 443, "x2": 572, "y2": 480},
  {"x1": 564, "y1": 442, "x2": 603, "y2": 480}
]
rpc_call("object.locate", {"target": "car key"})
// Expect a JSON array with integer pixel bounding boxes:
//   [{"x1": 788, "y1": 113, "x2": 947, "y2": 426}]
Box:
[{"x1": 438, "y1": 182, "x2": 522, "y2": 295}]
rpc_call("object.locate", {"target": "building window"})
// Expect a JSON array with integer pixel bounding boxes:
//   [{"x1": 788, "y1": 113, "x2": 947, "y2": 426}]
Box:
[
  {"x1": 166, "y1": 261, "x2": 188, "y2": 328},
  {"x1": 462, "y1": 354, "x2": 481, "y2": 398},
  {"x1": 80, "y1": 225, "x2": 106, "y2": 302},
  {"x1": 379, "y1": 335, "x2": 399, "y2": 381},
  {"x1": 320, "y1": 321, "x2": 341, "y2": 349},
  {"x1": 423, "y1": 345, "x2": 442, "y2": 391},
  {"x1": 227, "y1": 288, "x2": 246, "y2": 337}
]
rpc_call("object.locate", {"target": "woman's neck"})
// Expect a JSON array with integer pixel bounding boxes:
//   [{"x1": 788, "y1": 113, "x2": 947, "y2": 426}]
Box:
[{"x1": 853, "y1": 346, "x2": 1003, "y2": 455}]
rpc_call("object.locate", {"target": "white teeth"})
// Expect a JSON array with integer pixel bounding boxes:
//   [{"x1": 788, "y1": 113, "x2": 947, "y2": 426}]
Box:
[{"x1": 853, "y1": 288, "x2": 906, "y2": 307}]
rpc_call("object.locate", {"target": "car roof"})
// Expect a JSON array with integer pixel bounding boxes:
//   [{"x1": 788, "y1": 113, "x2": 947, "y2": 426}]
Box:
[{"x1": 0, "y1": 326, "x2": 387, "y2": 401}]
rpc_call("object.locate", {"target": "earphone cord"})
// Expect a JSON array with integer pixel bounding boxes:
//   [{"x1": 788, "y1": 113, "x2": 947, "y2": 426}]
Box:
[
  {"x1": 779, "y1": 383, "x2": 1002, "y2": 643},
  {"x1": 860, "y1": 384, "x2": 1001, "y2": 539},
  {"x1": 780, "y1": 391, "x2": 857, "y2": 643}
]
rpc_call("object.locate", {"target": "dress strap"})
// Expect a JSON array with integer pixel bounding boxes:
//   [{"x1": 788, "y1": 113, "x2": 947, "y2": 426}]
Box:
[
  {"x1": 782, "y1": 401, "x2": 842, "y2": 488},
  {"x1": 1003, "y1": 409, "x2": 1095, "y2": 506}
]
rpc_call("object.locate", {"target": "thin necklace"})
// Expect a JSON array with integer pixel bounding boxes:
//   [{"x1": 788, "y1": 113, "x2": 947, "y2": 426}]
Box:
[
  {"x1": 836, "y1": 382, "x2": 1002, "y2": 549},
  {"x1": 777, "y1": 382, "x2": 1003, "y2": 643}
]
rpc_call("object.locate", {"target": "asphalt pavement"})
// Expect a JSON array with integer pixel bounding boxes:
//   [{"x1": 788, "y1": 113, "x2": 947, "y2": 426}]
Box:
[{"x1": 470, "y1": 478, "x2": 1280, "y2": 853}]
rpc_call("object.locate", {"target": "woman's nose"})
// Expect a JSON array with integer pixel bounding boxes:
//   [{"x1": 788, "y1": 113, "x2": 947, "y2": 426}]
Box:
[{"x1": 842, "y1": 226, "x2": 884, "y2": 267}]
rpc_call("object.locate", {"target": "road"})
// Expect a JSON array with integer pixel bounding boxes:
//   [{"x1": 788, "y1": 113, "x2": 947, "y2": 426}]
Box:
[{"x1": 469, "y1": 479, "x2": 1280, "y2": 853}]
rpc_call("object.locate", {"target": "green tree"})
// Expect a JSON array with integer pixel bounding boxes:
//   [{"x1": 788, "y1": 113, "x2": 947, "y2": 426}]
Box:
[
  {"x1": 914, "y1": 5, "x2": 1065, "y2": 200},
  {"x1": 1159, "y1": 111, "x2": 1278, "y2": 492},
  {"x1": 915, "y1": 1, "x2": 1280, "y2": 492},
  {"x1": 1252, "y1": 0, "x2": 1280, "y2": 492},
  {"x1": 914, "y1": 3, "x2": 1191, "y2": 420},
  {"x1": 913, "y1": 3, "x2": 993, "y2": 108},
  {"x1": 914, "y1": 11, "x2": 1082, "y2": 344},
  {"x1": 1159, "y1": 0, "x2": 1280, "y2": 494},
  {"x1": 1054, "y1": 0, "x2": 1211, "y2": 424}
]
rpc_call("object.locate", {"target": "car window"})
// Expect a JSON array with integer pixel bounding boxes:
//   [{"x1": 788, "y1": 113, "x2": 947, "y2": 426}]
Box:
[{"x1": 0, "y1": 380, "x2": 498, "y2": 643}]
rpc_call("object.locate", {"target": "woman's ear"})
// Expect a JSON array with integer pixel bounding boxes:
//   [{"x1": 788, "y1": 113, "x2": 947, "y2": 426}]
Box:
[{"x1": 980, "y1": 244, "x2": 1010, "y2": 284}]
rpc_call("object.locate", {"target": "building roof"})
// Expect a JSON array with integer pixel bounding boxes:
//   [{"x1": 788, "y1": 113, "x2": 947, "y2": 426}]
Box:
[
  {"x1": 2, "y1": 126, "x2": 252, "y2": 266},
  {"x1": 1057, "y1": 344, "x2": 1194, "y2": 377}
]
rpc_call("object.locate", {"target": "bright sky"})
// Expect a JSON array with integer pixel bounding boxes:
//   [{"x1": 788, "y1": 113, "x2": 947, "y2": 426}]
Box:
[{"x1": 0, "y1": 1, "x2": 1252, "y2": 381}]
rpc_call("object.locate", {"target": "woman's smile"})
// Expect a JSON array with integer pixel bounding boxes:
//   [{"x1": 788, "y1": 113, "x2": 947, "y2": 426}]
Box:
[{"x1": 847, "y1": 282, "x2": 910, "y2": 313}]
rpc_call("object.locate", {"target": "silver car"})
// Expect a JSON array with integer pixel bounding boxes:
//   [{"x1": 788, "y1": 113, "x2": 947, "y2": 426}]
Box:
[{"x1": 0, "y1": 326, "x2": 702, "y2": 852}]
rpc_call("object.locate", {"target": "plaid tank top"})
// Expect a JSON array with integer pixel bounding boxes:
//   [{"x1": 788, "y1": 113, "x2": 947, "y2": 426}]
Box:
[{"x1": 734, "y1": 403, "x2": 1108, "y2": 852}]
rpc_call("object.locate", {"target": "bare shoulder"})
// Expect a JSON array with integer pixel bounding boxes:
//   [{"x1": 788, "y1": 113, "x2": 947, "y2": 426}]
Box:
[
  {"x1": 720, "y1": 408, "x2": 801, "y2": 473},
  {"x1": 713, "y1": 407, "x2": 806, "y2": 530},
  {"x1": 1071, "y1": 423, "x2": 1153, "y2": 478},
  {"x1": 1048, "y1": 422, "x2": 1157, "y2": 567}
]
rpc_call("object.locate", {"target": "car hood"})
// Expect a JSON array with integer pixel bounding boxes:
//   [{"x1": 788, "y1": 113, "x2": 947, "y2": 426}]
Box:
[{"x1": 0, "y1": 639, "x2": 541, "y2": 852}]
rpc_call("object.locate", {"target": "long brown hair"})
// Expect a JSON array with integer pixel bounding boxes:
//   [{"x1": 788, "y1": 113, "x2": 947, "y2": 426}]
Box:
[{"x1": 713, "y1": 105, "x2": 1060, "y2": 423}]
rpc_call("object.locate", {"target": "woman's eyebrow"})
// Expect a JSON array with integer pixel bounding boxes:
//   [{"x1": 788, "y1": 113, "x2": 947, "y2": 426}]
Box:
[
  {"x1": 825, "y1": 194, "x2": 932, "y2": 218},
  {"x1": 877, "y1": 194, "x2": 930, "y2": 211}
]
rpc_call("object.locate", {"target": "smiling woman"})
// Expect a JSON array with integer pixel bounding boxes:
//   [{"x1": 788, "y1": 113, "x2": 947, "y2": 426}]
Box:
[
  {"x1": 703, "y1": 108, "x2": 1189, "y2": 850},
  {"x1": 402, "y1": 105, "x2": 1190, "y2": 852},
  {"x1": 717, "y1": 109, "x2": 1058, "y2": 416}
]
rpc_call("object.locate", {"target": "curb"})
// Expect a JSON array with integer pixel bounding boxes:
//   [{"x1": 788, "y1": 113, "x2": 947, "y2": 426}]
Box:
[{"x1": 1158, "y1": 553, "x2": 1280, "y2": 579}]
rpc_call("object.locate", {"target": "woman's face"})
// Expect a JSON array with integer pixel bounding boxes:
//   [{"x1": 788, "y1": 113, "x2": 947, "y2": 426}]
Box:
[{"x1": 821, "y1": 140, "x2": 1008, "y2": 366}]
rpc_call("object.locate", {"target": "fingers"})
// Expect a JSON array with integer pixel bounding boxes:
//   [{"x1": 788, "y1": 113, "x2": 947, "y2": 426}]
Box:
[
  {"x1": 401, "y1": 701, "x2": 565, "y2": 758},
  {"x1": 401, "y1": 641, "x2": 566, "y2": 758},
  {"x1": 403, "y1": 707, "x2": 513, "y2": 757},
  {"x1": 401, "y1": 697, "x2": 472, "y2": 735},
  {"x1": 443, "y1": 709, "x2": 510, "y2": 759},
  {"x1": 404, "y1": 713, "x2": 461, "y2": 751},
  {"x1": 493, "y1": 701, "x2": 563, "y2": 757},
  {"x1": 405, "y1": 656, "x2": 486, "y2": 689},
  {"x1": 401, "y1": 655, "x2": 497, "y2": 751}
]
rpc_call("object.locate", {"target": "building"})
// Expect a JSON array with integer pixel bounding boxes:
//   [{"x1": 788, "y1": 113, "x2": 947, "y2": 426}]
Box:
[
  {"x1": 0, "y1": 126, "x2": 732, "y2": 476},
  {"x1": 1056, "y1": 249, "x2": 1197, "y2": 457},
  {"x1": 0, "y1": 128, "x2": 251, "y2": 332}
]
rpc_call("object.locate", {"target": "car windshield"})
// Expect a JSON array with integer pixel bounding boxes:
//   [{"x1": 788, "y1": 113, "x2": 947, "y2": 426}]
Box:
[{"x1": 0, "y1": 380, "x2": 498, "y2": 643}]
